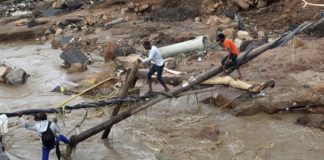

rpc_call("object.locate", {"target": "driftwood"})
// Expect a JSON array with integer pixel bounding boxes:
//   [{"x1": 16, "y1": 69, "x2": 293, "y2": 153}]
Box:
[
  {"x1": 136, "y1": 69, "x2": 187, "y2": 85},
  {"x1": 104, "y1": 18, "x2": 126, "y2": 29},
  {"x1": 232, "y1": 87, "x2": 324, "y2": 116},
  {"x1": 101, "y1": 63, "x2": 139, "y2": 139},
  {"x1": 202, "y1": 76, "x2": 271, "y2": 92},
  {"x1": 302, "y1": 0, "x2": 324, "y2": 7}
]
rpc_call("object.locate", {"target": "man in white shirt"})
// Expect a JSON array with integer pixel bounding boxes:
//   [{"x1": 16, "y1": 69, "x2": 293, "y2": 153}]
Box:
[{"x1": 141, "y1": 41, "x2": 169, "y2": 93}]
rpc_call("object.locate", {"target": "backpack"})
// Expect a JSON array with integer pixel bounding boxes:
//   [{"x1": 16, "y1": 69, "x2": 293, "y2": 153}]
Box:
[{"x1": 41, "y1": 121, "x2": 56, "y2": 148}]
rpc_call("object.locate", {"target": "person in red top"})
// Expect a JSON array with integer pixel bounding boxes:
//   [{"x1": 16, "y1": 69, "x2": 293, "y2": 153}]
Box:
[{"x1": 217, "y1": 33, "x2": 242, "y2": 79}]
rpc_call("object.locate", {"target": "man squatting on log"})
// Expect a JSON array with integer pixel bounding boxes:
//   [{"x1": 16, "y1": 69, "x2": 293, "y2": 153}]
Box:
[
  {"x1": 217, "y1": 33, "x2": 242, "y2": 79},
  {"x1": 138, "y1": 41, "x2": 169, "y2": 93},
  {"x1": 18, "y1": 113, "x2": 70, "y2": 160}
]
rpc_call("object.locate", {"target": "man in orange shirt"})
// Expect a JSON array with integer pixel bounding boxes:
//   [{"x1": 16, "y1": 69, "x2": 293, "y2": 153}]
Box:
[{"x1": 217, "y1": 33, "x2": 242, "y2": 79}]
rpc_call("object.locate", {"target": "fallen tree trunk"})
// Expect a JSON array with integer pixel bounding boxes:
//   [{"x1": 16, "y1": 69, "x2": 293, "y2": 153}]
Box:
[
  {"x1": 231, "y1": 86, "x2": 324, "y2": 116},
  {"x1": 136, "y1": 69, "x2": 187, "y2": 86},
  {"x1": 101, "y1": 62, "x2": 139, "y2": 139},
  {"x1": 202, "y1": 76, "x2": 273, "y2": 92}
]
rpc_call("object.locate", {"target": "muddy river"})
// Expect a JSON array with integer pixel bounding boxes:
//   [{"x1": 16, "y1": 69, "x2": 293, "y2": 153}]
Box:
[{"x1": 1, "y1": 43, "x2": 324, "y2": 160}]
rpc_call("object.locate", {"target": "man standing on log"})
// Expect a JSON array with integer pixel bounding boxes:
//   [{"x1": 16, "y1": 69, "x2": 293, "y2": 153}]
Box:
[
  {"x1": 217, "y1": 33, "x2": 242, "y2": 79},
  {"x1": 18, "y1": 113, "x2": 70, "y2": 160},
  {"x1": 139, "y1": 41, "x2": 169, "y2": 93}
]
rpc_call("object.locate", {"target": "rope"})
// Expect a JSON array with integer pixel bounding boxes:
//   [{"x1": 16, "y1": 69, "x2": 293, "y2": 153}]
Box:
[{"x1": 67, "y1": 110, "x2": 88, "y2": 136}]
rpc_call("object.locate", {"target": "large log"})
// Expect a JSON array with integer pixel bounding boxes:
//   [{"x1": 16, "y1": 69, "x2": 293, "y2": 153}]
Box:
[
  {"x1": 101, "y1": 62, "x2": 139, "y2": 139},
  {"x1": 232, "y1": 86, "x2": 324, "y2": 116},
  {"x1": 136, "y1": 69, "x2": 187, "y2": 86}
]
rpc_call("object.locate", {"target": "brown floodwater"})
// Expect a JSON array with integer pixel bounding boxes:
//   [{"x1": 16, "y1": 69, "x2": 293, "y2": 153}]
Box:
[{"x1": 1, "y1": 44, "x2": 324, "y2": 160}]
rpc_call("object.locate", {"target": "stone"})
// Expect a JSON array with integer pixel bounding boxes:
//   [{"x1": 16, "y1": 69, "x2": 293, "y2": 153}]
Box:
[
  {"x1": 228, "y1": 140, "x2": 245, "y2": 155},
  {"x1": 66, "y1": 63, "x2": 87, "y2": 73},
  {"x1": 60, "y1": 48, "x2": 90, "y2": 65},
  {"x1": 85, "y1": 16, "x2": 96, "y2": 26},
  {"x1": 55, "y1": 28, "x2": 63, "y2": 35},
  {"x1": 52, "y1": 0, "x2": 67, "y2": 9},
  {"x1": 5, "y1": 68, "x2": 29, "y2": 85},
  {"x1": 237, "y1": 30, "x2": 252, "y2": 40},
  {"x1": 128, "y1": 2, "x2": 135, "y2": 9},
  {"x1": 232, "y1": 0, "x2": 250, "y2": 10},
  {"x1": 257, "y1": 31, "x2": 265, "y2": 39},
  {"x1": 257, "y1": 0, "x2": 268, "y2": 8},
  {"x1": 219, "y1": 17, "x2": 232, "y2": 25},
  {"x1": 0, "y1": 66, "x2": 9, "y2": 82},
  {"x1": 195, "y1": 125, "x2": 220, "y2": 141},
  {"x1": 15, "y1": 18, "x2": 29, "y2": 26},
  {"x1": 194, "y1": 17, "x2": 201, "y2": 23},
  {"x1": 201, "y1": 0, "x2": 216, "y2": 14},
  {"x1": 51, "y1": 38, "x2": 61, "y2": 49},
  {"x1": 41, "y1": 36, "x2": 47, "y2": 41},
  {"x1": 104, "y1": 42, "x2": 136, "y2": 61},
  {"x1": 121, "y1": 8, "x2": 128, "y2": 14},
  {"x1": 207, "y1": 16, "x2": 220, "y2": 25}
]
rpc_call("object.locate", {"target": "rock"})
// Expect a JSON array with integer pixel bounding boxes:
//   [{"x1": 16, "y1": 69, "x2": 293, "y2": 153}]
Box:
[
  {"x1": 219, "y1": 17, "x2": 232, "y2": 25},
  {"x1": 0, "y1": 66, "x2": 9, "y2": 82},
  {"x1": 296, "y1": 114, "x2": 324, "y2": 130},
  {"x1": 115, "y1": 54, "x2": 140, "y2": 69},
  {"x1": 257, "y1": 0, "x2": 268, "y2": 8},
  {"x1": 104, "y1": 42, "x2": 136, "y2": 61},
  {"x1": 5, "y1": 68, "x2": 29, "y2": 85},
  {"x1": 60, "y1": 48, "x2": 90, "y2": 65},
  {"x1": 121, "y1": 8, "x2": 128, "y2": 14},
  {"x1": 232, "y1": 0, "x2": 250, "y2": 10},
  {"x1": 51, "y1": 38, "x2": 61, "y2": 49},
  {"x1": 128, "y1": 2, "x2": 135, "y2": 9},
  {"x1": 257, "y1": 31, "x2": 265, "y2": 39},
  {"x1": 85, "y1": 16, "x2": 96, "y2": 26},
  {"x1": 207, "y1": 16, "x2": 220, "y2": 25},
  {"x1": 195, "y1": 125, "x2": 220, "y2": 141},
  {"x1": 66, "y1": 63, "x2": 87, "y2": 73},
  {"x1": 41, "y1": 36, "x2": 47, "y2": 41},
  {"x1": 52, "y1": 0, "x2": 67, "y2": 9},
  {"x1": 223, "y1": 28, "x2": 235, "y2": 39},
  {"x1": 201, "y1": 0, "x2": 216, "y2": 14},
  {"x1": 194, "y1": 17, "x2": 201, "y2": 23},
  {"x1": 237, "y1": 30, "x2": 252, "y2": 40},
  {"x1": 228, "y1": 140, "x2": 245, "y2": 155},
  {"x1": 66, "y1": 0, "x2": 83, "y2": 10},
  {"x1": 11, "y1": 11, "x2": 33, "y2": 17},
  {"x1": 135, "y1": 3, "x2": 150, "y2": 13},
  {"x1": 15, "y1": 18, "x2": 29, "y2": 26},
  {"x1": 55, "y1": 28, "x2": 63, "y2": 35}
]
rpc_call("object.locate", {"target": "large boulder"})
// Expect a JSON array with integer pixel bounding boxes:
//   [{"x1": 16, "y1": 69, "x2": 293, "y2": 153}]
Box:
[{"x1": 5, "y1": 68, "x2": 29, "y2": 85}]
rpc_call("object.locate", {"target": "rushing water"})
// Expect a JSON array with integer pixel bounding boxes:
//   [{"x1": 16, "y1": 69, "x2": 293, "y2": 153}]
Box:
[{"x1": 1, "y1": 44, "x2": 324, "y2": 160}]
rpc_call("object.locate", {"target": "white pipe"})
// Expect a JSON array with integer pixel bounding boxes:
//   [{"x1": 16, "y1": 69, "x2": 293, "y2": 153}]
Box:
[
  {"x1": 159, "y1": 36, "x2": 208, "y2": 58},
  {"x1": 104, "y1": 18, "x2": 125, "y2": 29}
]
